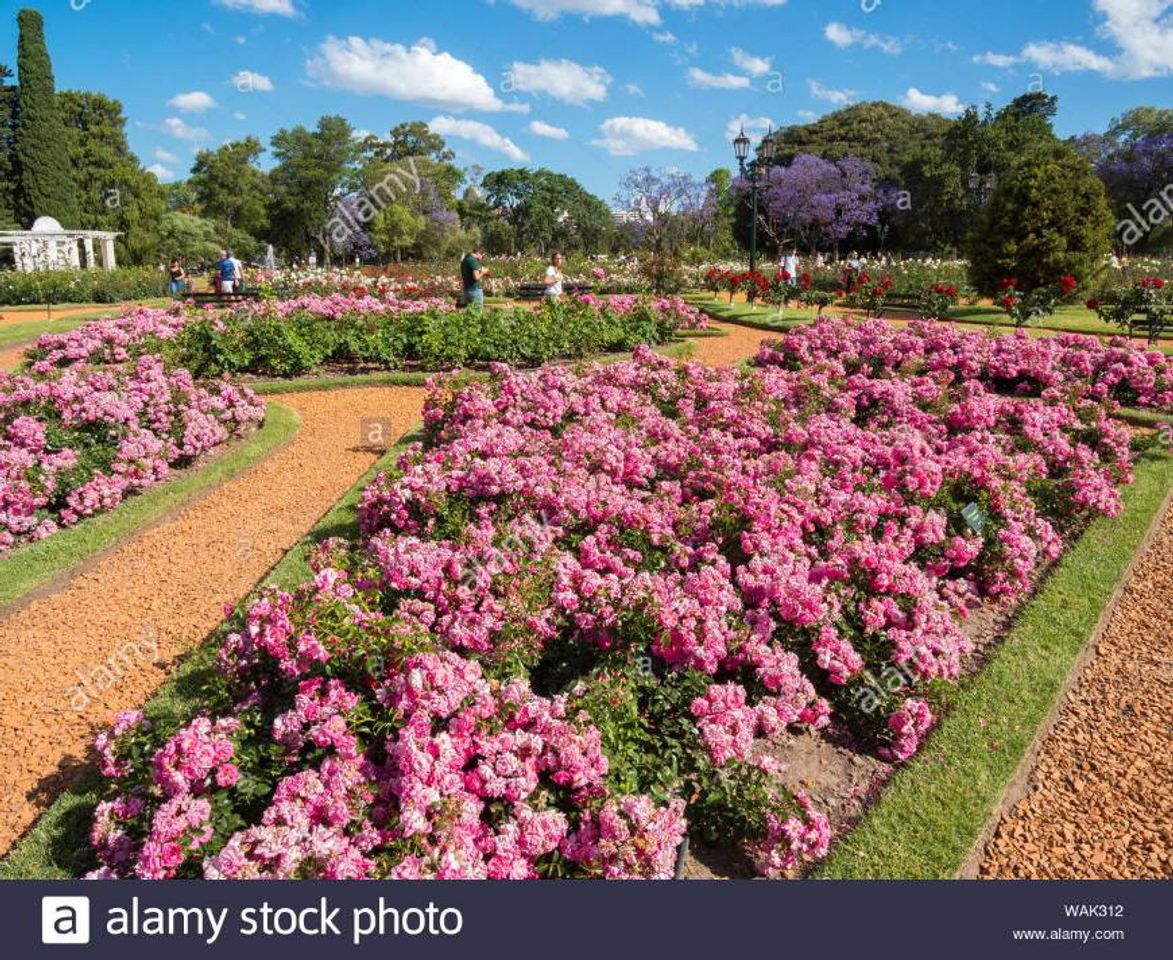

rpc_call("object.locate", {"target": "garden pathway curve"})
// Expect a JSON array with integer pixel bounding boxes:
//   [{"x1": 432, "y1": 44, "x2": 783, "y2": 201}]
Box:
[{"x1": 0, "y1": 385, "x2": 426, "y2": 854}]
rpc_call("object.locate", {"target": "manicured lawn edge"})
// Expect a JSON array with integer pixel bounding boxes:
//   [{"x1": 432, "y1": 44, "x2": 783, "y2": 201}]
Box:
[
  {"x1": 0, "y1": 404, "x2": 301, "y2": 614},
  {"x1": 813, "y1": 447, "x2": 1173, "y2": 880},
  {"x1": 0, "y1": 422, "x2": 424, "y2": 879}
]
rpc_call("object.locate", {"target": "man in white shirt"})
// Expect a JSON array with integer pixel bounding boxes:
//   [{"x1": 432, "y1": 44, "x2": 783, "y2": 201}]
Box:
[
  {"x1": 544, "y1": 252, "x2": 565, "y2": 301},
  {"x1": 781, "y1": 246, "x2": 801, "y2": 287}
]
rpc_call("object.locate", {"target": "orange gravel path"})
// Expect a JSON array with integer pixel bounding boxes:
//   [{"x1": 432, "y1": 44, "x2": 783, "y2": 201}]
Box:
[
  {"x1": 0, "y1": 346, "x2": 26, "y2": 372},
  {"x1": 980, "y1": 500, "x2": 1173, "y2": 879},
  {"x1": 0, "y1": 385, "x2": 425, "y2": 855},
  {"x1": 687, "y1": 321, "x2": 772, "y2": 366}
]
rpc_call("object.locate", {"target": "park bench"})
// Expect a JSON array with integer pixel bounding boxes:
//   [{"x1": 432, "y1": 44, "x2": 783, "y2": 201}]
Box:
[
  {"x1": 1120, "y1": 306, "x2": 1171, "y2": 344},
  {"x1": 872, "y1": 293, "x2": 925, "y2": 318},
  {"x1": 515, "y1": 282, "x2": 595, "y2": 301},
  {"x1": 187, "y1": 289, "x2": 263, "y2": 308}
]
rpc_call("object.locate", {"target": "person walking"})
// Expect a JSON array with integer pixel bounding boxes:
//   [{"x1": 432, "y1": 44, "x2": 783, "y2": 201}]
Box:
[
  {"x1": 781, "y1": 245, "x2": 801, "y2": 288},
  {"x1": 460, "y1": 246, "x2": 489, "y2": 309},
  {"x1": 543, "y1": 252, "x2": 565, "y2": 302},
  {"x1": 217, "y1": 249, "x2": 238, "y2": 295},
  {"x1": 168, "y1": 258, "x2": 187, "y2": 299}
]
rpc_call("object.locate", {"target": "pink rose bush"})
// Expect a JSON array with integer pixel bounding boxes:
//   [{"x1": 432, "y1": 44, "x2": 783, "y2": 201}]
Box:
[
  {"x1": 0, "y1": 356, "x2": 264, "y2": 553},
  {"x1": 85, "y1": 316, "x2": 1152, "y2": 880}
]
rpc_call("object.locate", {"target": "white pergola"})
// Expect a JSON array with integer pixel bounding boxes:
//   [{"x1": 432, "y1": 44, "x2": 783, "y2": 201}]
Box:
[{"x1": 0, "y1": 216, "x2": 120, "y2": 272}]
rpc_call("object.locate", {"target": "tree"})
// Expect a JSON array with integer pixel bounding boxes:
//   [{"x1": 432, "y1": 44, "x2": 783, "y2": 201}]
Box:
[
  {"x1": 13, "y1": 9, "x2": 79, "y2": 227},
  {"x1": 705, "y1": 168, "x2": 736, "y2": 255},
  {"x1": 58, "y1": 91, "x2": 165, "y2": 265},
  {"x1": 483, "y1": 168, "x2": 612, "y2": 254},
  {"x1": 612, "y1": 168, "x2": 711, "y2": 254},
  {"x1": 370, "y1": 203, "x2": 426, "y2": 262},
  {"x1": 0, "y1": 64, "x2": 17, "y2": 228},
  {"x1": 968, "y1": 144, "x2": 1114, "y2": 294},
  {"x1": 189, "y1": 138, "x2": 270, "y2": 239},
  {"x1": 752, "y1": 154, "x2": 881, "y2": 253},
  {"x1": 268, "y1": 115, "x2": 359, "y2": 264},
  {"x1": 157, "y1": 211, "x2": 224, "y2": 265}
]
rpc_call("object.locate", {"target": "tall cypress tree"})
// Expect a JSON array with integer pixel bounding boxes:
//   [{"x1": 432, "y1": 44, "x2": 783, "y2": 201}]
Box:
[
  {"x1": 13, "y1": 8, "x2": 79, "y2": 227},
  {"x1": 0, "y1": 64, "x2": 17, "y2": 228}
]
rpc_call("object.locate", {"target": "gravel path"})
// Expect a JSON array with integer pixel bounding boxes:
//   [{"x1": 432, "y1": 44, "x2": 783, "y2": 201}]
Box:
[
  {"x1": 0, "y1": 386, "x2": 425, "y2": 855},
  {"x1": 0, "y1": 347, "x2": 26, "y2": 372},
  {"x1": 980, "y1": 500, "x2": 1173, "y2": 879},
  {"x1": 687, "y1": 321, "x2": 772, "y2": 366}
]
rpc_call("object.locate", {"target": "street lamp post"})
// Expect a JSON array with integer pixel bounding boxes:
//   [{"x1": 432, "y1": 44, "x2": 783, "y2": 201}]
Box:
[
  {"x1": 734, "y1": 126, "x2": 776, "y2": 275},
  {"x1": 969, "y1": 171, "x2": 998, "y2": 208}
]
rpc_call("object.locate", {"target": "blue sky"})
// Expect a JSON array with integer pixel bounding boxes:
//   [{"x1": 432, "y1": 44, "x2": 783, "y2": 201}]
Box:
[{"x1": 2, "y1": 0, "x2": 1170, "y2": 202}]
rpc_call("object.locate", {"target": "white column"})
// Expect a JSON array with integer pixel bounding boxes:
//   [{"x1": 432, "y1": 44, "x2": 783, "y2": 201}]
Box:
[
  {"x1": 100, "y1": 238, "x2": 117, "y2": 270},
  {"x1": 82, "y1": 237, "x2": 95, "y2": 269},
  {"x1": 67, "y1": 238, "x2": 81, "y2": 269}
]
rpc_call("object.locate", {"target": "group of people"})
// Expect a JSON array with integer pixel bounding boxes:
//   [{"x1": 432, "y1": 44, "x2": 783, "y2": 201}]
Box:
[
  {"x1": 459, "y1": 248, "x2": 567, "y2": 308},
  {"x1": 774, "y1": 247, "x2": 892, "y2": 289},
  {"x1": 165, "y1": 249, "x2": 246, "y2": 299}
]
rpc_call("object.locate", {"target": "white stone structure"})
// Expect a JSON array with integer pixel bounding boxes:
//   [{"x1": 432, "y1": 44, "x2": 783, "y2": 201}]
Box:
[{"x1": 0, "y1": 217, "x2": 121, "y2": 272}]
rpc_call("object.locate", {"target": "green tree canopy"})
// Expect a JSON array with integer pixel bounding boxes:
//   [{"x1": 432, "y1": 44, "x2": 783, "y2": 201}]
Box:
[
  {"x1": 13, "y1": 9, "x2": 78, "y2": 227},
  {"x1": 268, "y1": 115, "x2": 359, "y2": 264},
  {"x1": 58, "y1": 90, "x2": 165, "y2": 264},
  {"x1": 968, "y1": 143, "x2": 1114, "y2": 294},
  {"x1": 0, "y1": 63, "x2": 16, "y2": 229},
  {"x1": 189, "y1": 137, "x2": 270, "y2": 239},
  {"x1": 482, "y1": 167, "x2": 612, "y2": 254}
]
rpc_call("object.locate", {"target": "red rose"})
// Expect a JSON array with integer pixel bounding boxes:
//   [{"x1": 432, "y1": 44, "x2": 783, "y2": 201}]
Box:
[
  {"x1": 1000, "y1": 278, "x2": 1017, "y2": 290},
  {"x1": 836, "y1": 289, "x2": 846, "y2": 298},
  {"x1": 1085, "y1": 298, "x2": 1100, "y2": 311}
]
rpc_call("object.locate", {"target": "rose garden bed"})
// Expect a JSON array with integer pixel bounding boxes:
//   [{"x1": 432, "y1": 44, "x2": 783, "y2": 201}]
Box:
[{"x1": 40, "y1": 316, "x2": 1169, "y2": 881}]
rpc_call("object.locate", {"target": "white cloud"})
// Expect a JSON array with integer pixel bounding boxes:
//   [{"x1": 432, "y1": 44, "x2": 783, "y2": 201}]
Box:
[
  {"x1": 505, "y1": 0, "x2": 790, "y2": 26},
  {"x1": 529, "y1": 120, "x2": 571, "y2": 139},
  {"x1": 970, "y1": 1, "x2": 1173, "y2": 81},
  {"x1": 509, "y1": 59, "x2": 611, "y2": 104},
  {"x1": 687, "y1": 67, "x2": 751, "y2": 89},
  {"x1": 726, "y1": 113, "x2": 773, "y2": 140},
  {"x1": 972, "y1": 51, "x2": 1019, "y2": 67},
  {"x1": 507, "y1": 0, "x2": 662, "y2": 24},
  {"x1": 154, "y1": 148, "x2": 180, "y2": 163},
  {"x1": 307, "y1": 36, "x2": 525, "y2": 112},
  {"x1": 980, "y1": 81, "x2": 1000, "y2": 94},
  {"x1": 146, "y1": 163, "x2": 176, "y2": 182},
  {"x1": 213, "y1": 0, "x2": 297, "y2": 15},
  {"x1": 161, "y1": 117, "x2": 211, "y2": 141},
  {"x1": 652, "y1": 31, "x2": 678, "y2": 44},
  {"x1": 730, "y1": 47, "x2": 771, "y2": 76},
  {"x1": 901, "y1": 87, "x2": 966, "y2": 116},
  {"x1": 807, "y1": 78, "x2": 857, "y2": 105},
  {"x1": 167, "y1": 91, "x2": 218, "y2": 113},
  {"x1": 1020, "y1": 40, "x2": 1116, "y2": 74},
  {"x1": 591, "y1": 116, "x2": 699, "y2": 155},
  {"x1": 824, "y1": 21, "x2": 903, "y2": 55},
  {"x1": 625, "y1": 82, "x2": 645, "y2": 96},
  {"x1": 429, "y1": 116, "x2": 530, "y2": 161},
  {"x1": 232, "y1": 69, "x2": 274, "y2": 92},
  {"x1": 797, "y1": 109, "x2": 817, "y2": 121},
  {"x1": 234, "y1": 111, "x2": 248, "y2": 121}
]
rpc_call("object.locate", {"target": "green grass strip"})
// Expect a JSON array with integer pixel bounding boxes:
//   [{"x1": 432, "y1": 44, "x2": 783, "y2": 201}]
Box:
[
  {"x1": 0, "y1": 423, "x2": 423, "y2": 880},
  {"x1": 814, "y1": 447, "x2": 1173, "y2": 880},
  {"x1": 0, "y1": 404, "x2": 301, "y2": 613}
]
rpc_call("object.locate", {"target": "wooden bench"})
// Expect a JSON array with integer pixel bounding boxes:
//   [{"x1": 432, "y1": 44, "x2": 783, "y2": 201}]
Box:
[
  {"x1": 873, "y1": 293, "x2": 924, "y2": 318},
  {"x1": 187, "y1": 290, "x2": 263, "y2": 308},
  {"x1": 515, "y1": 282, "x2": 595, "y2": 302},
  {"x1": 1120, "y1": 307, "x2": 1171, "y2": 344}
]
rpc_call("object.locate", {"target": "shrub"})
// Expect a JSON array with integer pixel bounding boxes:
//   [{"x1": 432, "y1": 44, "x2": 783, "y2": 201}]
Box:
[{"x1": 0, "y1": 267, "x2": 165, "y2": 305}]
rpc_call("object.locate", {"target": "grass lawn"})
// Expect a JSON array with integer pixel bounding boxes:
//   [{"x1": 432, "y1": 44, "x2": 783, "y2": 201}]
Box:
[
  {"x1": 0, "y1": 300, "x2": 171, "y2": 351},
  {"x1": 0, "y1": 419, "x2": 421, "y2": 880},
  {"x1": 814, "y1": 444, "x2": 1173, "y2": 879},
  {"x1": 0, "y1": 404, "x2": 300, "y2": 613}
]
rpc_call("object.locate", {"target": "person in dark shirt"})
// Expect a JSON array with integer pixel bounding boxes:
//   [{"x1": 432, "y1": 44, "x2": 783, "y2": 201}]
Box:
[{"x1": 460, "y1": 247, "x2": 489, "y2": 309}]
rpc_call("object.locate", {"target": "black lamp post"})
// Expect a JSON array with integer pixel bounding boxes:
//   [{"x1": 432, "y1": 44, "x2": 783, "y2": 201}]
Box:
[
  {"x1": 969, "y1": 171, "x2": 998, "y2": 207},
  {"x1": 734, "y1": 126, "x2": 776, "y2": 275}
]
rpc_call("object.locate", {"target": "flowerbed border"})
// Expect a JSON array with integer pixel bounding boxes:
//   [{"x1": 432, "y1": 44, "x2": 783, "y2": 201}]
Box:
[
  {"x1": 0, "y1": 421, "x2": 423, "y2": 878},
  {"x1": 0, "y1": 404, "x2": 300, "y2": 614},
  {"x1": 813, "y1": 444, "x2": 1173, "y2": 880}
]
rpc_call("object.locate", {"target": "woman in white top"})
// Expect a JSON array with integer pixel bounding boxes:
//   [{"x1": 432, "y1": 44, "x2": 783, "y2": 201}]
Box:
[{"x1": 544, "y1": 252, "x2": 565, "y2": 302}]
